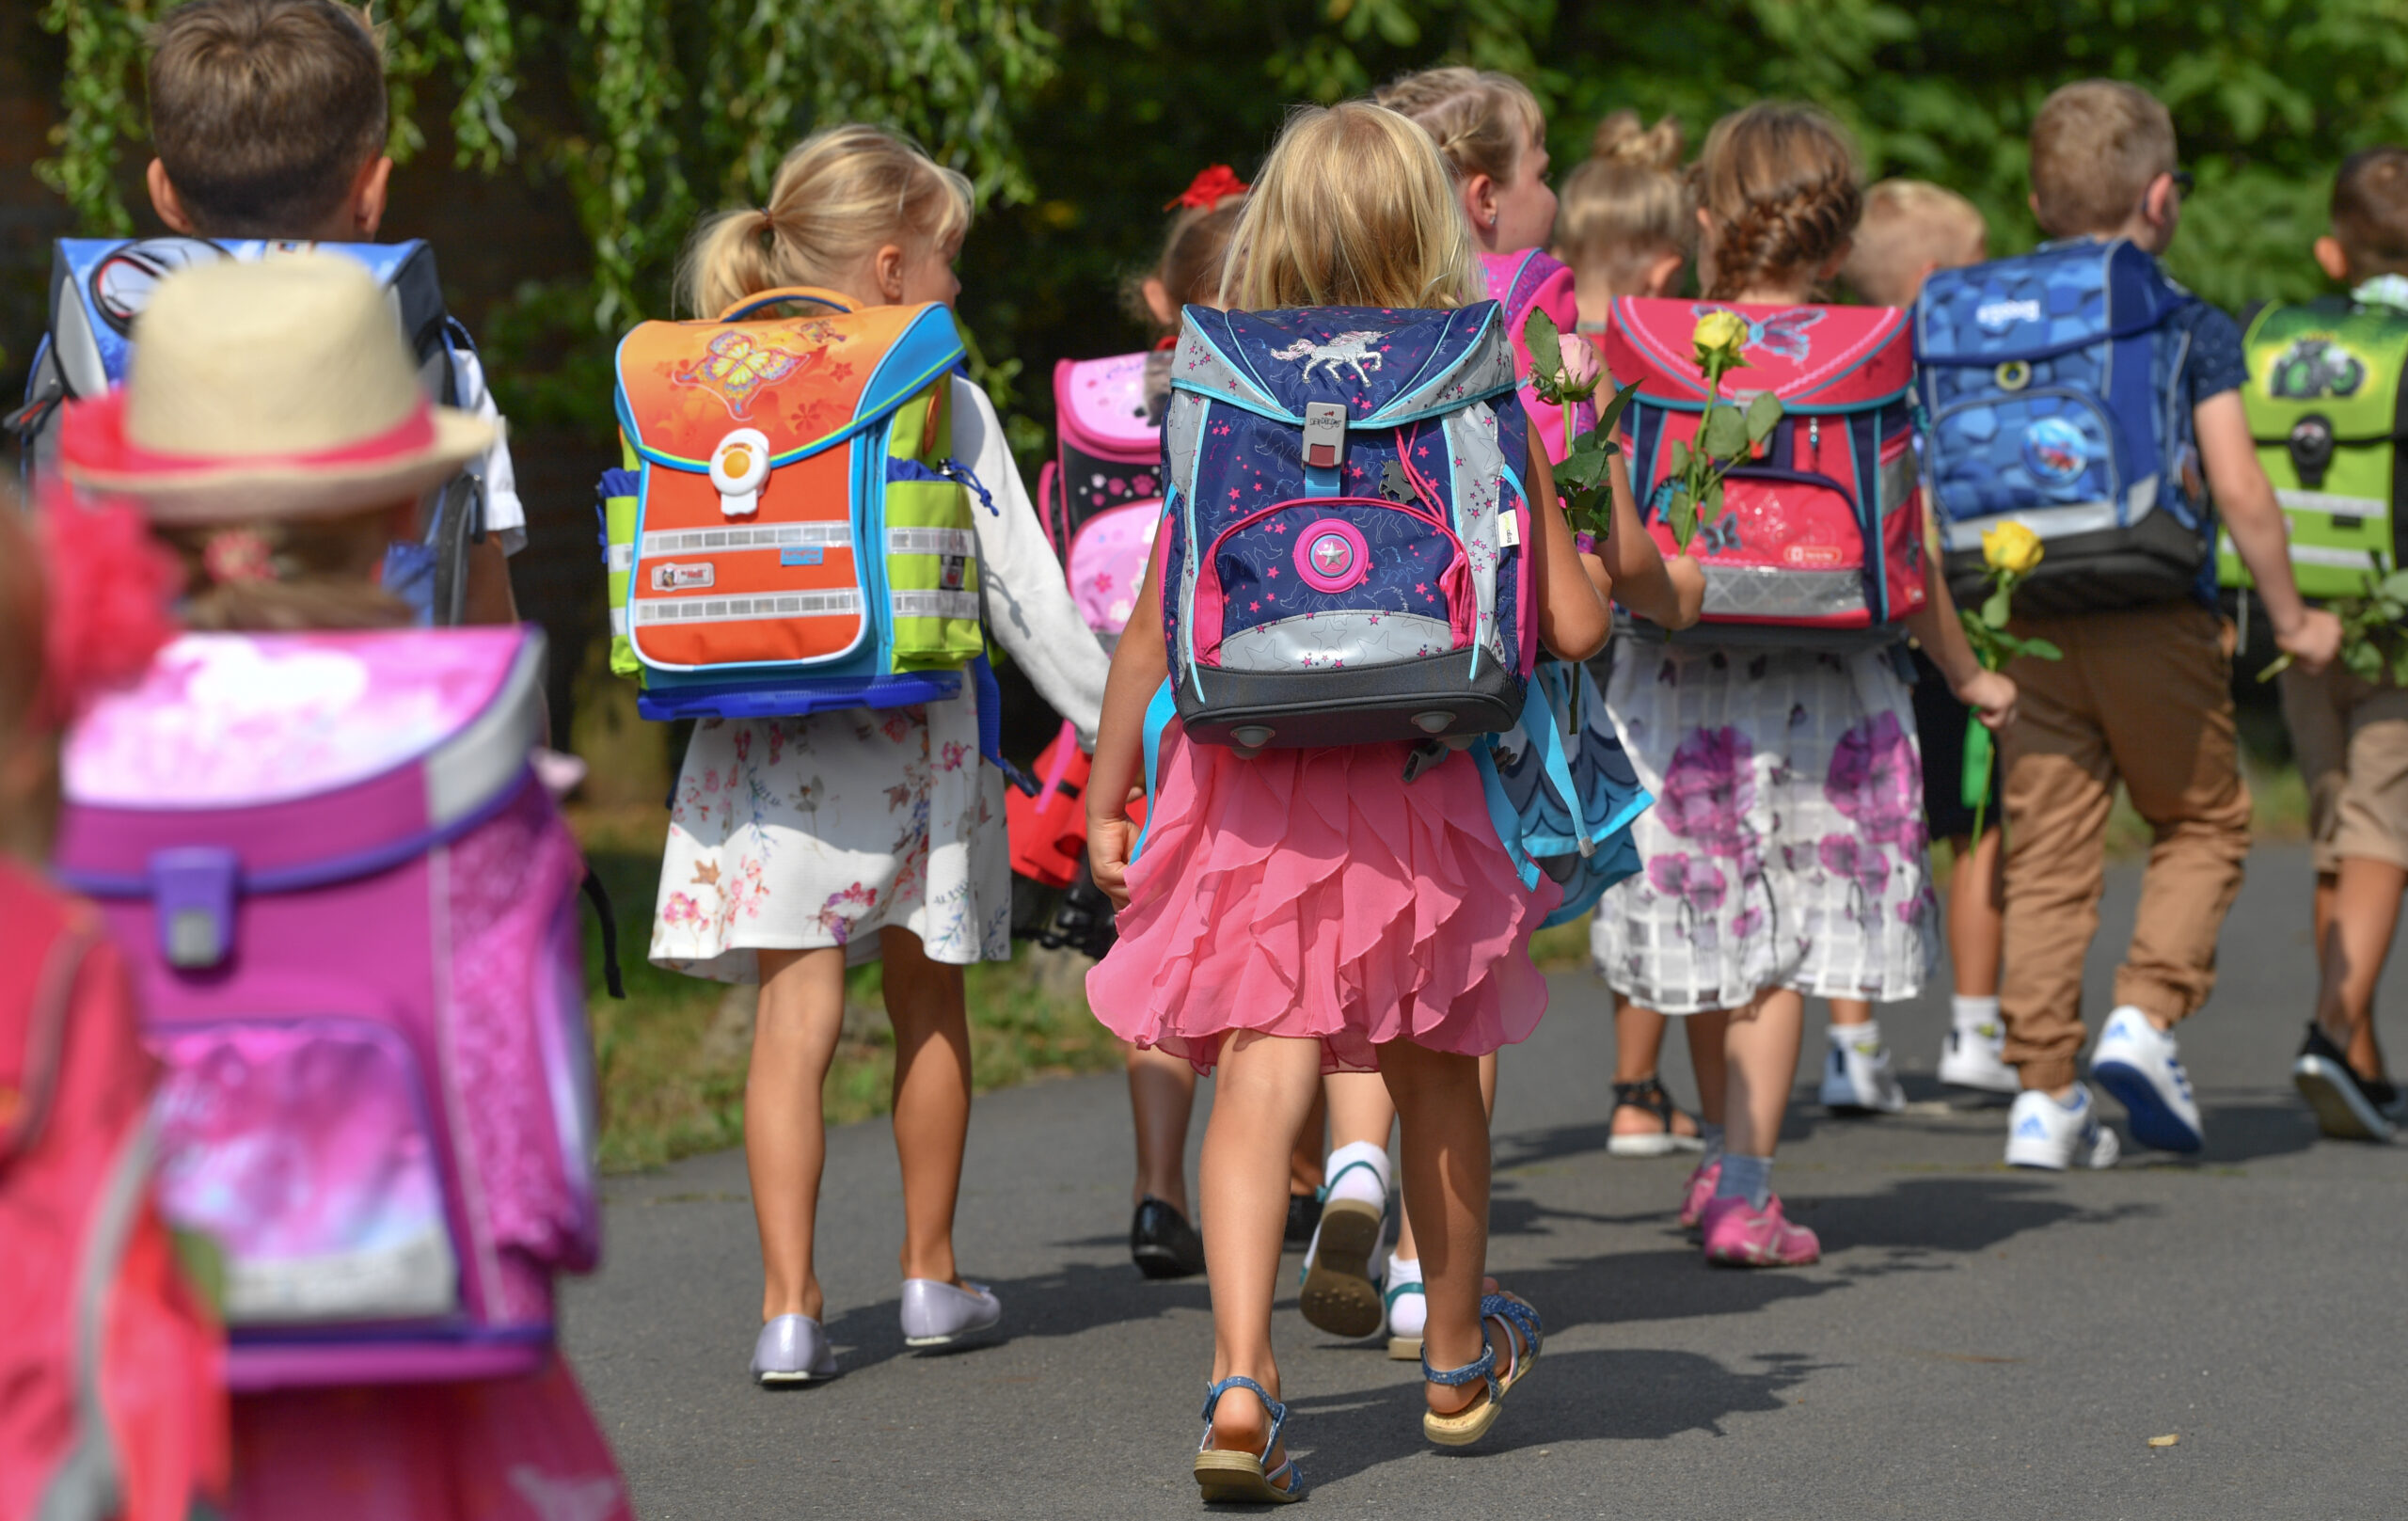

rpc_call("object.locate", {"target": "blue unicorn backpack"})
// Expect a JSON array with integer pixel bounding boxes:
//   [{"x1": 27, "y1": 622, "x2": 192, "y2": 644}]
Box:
[
  {"x1": 1157, "y1": 303, "x2": 1530, "y2": 750},
  {"x1": 13, "y1": 237, "x2": 490, "y2": 625},
  {"x1": 1914, "y1": 238, "x2": 2207, "y2": 613}
]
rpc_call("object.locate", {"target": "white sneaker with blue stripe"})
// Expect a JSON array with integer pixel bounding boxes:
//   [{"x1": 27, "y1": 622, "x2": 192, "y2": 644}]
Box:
[
  {"x1": 2090, "y1": 1006, "x2": 2205, "y2": 1153},
  {"x1": 2004, "y1": 1083, "x2": 2121, "y2": 1170}
]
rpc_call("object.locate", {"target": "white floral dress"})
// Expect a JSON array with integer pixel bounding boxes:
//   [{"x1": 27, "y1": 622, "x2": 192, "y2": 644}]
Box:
[
  {"x1": 1590, "y1": 641, "x2": 1940, "y2": 1015},
  {"x1": 650, "y1": 377, "x2": 1110, "y2": 980}
]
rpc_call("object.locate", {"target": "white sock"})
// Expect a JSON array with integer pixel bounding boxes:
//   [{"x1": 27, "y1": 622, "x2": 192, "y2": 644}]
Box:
[
  {"x1": 1323, "y1": 1140, "x2": 1391, "y2": 1210},
  {"x1": 1386, "y1": 1251, "x2": 1421, "y2": 1287},
  {"x1": 1385, "y1": 1254, "x2": 1426, "y2": 1337},
  {"x1": 1953, "y1": 995, "x2": 2002, "y2": 1033},
  {"x1": 1830, "y1": 1019, "x2": 1883, "y2": 1050}
]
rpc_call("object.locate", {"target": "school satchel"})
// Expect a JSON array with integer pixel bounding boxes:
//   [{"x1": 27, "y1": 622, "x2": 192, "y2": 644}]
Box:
[
  {"x1": 604, "y1": 286, "x2": 987, "y2": 721},
  {"x1": 1608, "y1": 295, "x2": 1926, "y2": 643},
  {"x1": 14, "y1": 236, "x2": 491, "y2": 626},
  {"x1": 1157, "y1": 301, "x2": 1531, "y2": 750},
  {"x1": 1915, "y1": 238, "x2": 2207, "y2": 613},
  {"x1": 53, "y1": 626, "x2": 605, "y2": 1391},
  {"x1": 2226, "y1": 293, "x2": 2408, "y2": 597}
]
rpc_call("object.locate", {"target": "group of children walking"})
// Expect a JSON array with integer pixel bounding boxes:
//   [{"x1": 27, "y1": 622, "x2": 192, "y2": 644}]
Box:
[{"x1": 8, "y1": 0, "x2": 2408, "y2": 1513}]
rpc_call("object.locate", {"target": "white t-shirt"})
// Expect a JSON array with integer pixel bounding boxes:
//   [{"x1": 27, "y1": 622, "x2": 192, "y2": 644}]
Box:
[{"x1": 448, "y1": 345, "x2": 527, "y2": 556}]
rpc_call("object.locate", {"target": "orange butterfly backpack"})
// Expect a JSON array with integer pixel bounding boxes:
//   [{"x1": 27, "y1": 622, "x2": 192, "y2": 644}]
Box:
[{"x1": 601, "y1": 287, "x2": 989, "y2": 720}]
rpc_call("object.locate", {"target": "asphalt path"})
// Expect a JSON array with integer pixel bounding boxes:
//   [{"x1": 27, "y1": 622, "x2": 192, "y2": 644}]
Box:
[{"x1": 564, "y1": 845, "x2": 2408, "y2": 1519}]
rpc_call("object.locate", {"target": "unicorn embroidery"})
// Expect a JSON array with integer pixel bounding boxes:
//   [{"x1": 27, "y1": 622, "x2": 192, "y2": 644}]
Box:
[
  {"x1": 1690, "y1": 304, "x2": 1824, "y2": 362},
  {"x1": 1271, "y1": 330, "x2": 1385, "y2": 384}
]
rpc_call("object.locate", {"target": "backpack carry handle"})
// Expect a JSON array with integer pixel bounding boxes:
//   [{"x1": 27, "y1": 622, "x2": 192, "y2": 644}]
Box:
[{"x1": 717, "y1": 286, "x2": 856, "y2": 322}]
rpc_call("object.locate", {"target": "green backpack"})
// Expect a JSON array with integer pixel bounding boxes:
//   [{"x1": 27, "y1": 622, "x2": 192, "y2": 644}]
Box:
[{"x1": 2226, "y1": 291, "x2": 2408, "y2": 598}]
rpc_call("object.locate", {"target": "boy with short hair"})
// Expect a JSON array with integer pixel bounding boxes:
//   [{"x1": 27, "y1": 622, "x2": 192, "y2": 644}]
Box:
[
  {"x1": 2273, "y1": 146, "x2": 2408, "y2": 1139},
  {"x1": 140, "y1": 0, "x2": 525, "y2": 624},
  {"x1": 1845, "y1": 180, "x2": 1988, "y2": 310},
  {"x1": 1842, "y1": 182, "x2": 2025, "y2": 1101},
  {"x1": 1996, "y1": 80, "x2": 2340, "y2": 1165}
]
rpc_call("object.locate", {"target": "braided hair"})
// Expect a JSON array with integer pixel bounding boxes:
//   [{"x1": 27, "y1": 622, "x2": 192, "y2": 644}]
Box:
[{"x1": 1693, "y1": 103, "x2": 1862, "y2": 302}]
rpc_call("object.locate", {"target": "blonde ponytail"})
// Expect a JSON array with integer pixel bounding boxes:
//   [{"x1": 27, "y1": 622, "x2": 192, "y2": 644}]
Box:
[
  {"x1": 677, "y1": 125, "x2": 974, "y2": 317},
  {"x1": 1372, "y1": 65, "x2": 1544, "y2": 189},
  {"x1": 1555, "y1": 110, "x2": 1695, "y2": 297}
]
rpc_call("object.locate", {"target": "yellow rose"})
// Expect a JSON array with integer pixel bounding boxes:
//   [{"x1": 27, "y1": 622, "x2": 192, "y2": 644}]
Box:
[
  {"x1": 1692, "y1": 309, "x2": 1749, "y2": 358},
  {"x1": 1983, "y1": 520, "x2": 2045, "y2": 576}
]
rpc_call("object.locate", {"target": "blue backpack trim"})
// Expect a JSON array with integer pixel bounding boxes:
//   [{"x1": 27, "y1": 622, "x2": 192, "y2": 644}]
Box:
[{"x1": 1131, "y1": 677, "x2": 1180, "y2": 864}]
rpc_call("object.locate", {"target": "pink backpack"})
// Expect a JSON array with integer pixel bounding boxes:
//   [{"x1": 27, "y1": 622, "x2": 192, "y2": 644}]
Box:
[
  {"x1": 1480, "y1": 248, "x2": 1596, "y2": 465},
  {"x1": 1039, "y1": 351, "x2": 1164, "y2": 639},
  {"x1": 1606, "y1": 296, "x2": 1928, "y2": 640},
  {"x1": 52, "y1": 626, "x2": 604, "y2": 1391}
]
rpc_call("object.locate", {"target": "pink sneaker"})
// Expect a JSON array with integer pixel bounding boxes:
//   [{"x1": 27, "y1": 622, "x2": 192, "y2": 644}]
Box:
[
  {"x1": 1675, "y1": 1160, "x2": 1721, "y2": 1232},
  {"x1": 1699, "y1": 1193, "x2": 1821, "y2": 1267}
]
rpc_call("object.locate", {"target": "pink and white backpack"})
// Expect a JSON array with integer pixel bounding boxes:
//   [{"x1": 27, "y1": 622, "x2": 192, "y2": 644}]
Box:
[
  {"x1": 1480, "y1": 248, "x2": 1596, "y2": 465},
  {"x1": 1606, "y1": 296, "x2": 1928, "y2": 641},
  {"x1": 52, "y1": 626, "x2": 604, "y2": 1391},
  {"x1": 1039, "y1": 351, "x2": 1164, "y2": 640}
]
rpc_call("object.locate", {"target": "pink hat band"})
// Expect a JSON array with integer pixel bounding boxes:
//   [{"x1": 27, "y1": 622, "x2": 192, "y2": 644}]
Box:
[{"x1": 61, "y1": 388, "x2": 440, "y2": 480}]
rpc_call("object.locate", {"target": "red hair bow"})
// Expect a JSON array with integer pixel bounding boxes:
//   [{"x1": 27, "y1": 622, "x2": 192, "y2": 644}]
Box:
[{"x1": 1166, "y1": 165, "x2": 1249, "y2": 211}]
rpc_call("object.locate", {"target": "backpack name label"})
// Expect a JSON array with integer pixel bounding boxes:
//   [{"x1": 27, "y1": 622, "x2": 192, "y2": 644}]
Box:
[
  {"x1": 1977, "y1": 298, "x2": 2042, "y2": 330},
  {"x1": 651, "y1": 562, "x2": 715, "y2": 591},
  {"x1": 1302, "y1": 402, "x2": 1348, "y2": 470},
  {"x1": 780, "y1": 546, "x2": 825, "y2": 566}
]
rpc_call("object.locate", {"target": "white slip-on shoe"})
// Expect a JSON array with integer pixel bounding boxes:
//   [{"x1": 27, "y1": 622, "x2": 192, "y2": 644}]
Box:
[
  {"x1": 2090, "y1": 1006, "x2": 2205, "y2": 1153},
  {"x1": 2004, "y1": 1084, "x2": 2121, "y2": 1171},
  {"x1": 1819, "y1": 1029, "x2": 1906, "y2": 1114},
  {"x1": 1939, "y1": 1018, "x2": 2020, "y2": 1094},
  {"x1": 751, "y1": 1313, "x2": 837, "y2": 1385},
  {"x1": 899, "y1": 1278, "x2": 1003, "y2": 1348}
]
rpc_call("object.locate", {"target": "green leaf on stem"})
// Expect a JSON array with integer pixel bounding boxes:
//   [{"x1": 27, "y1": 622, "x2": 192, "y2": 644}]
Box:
[
  {"x1": 1669, "y1": 485, "x2": 1698, "y2": 549},
  {"x1": 1744, "y1": 389, "x2": 1782, "y2": 444},
  {"x1": 1982, "y1": 585, "x2": 2012, "y2": 629},
  {"x1": 1703, "y1": 478, "x2": 1724, "y2": 520},
  {"x1": 2019, "y1": 637, "x2": 2063, "y2": 661},
  {"x1": 1594, "y1": 378, "x2": 1641, "y2": 440},
  {"x1": 1701, "y1": 404, "x2": 1749, "y2": 462}
]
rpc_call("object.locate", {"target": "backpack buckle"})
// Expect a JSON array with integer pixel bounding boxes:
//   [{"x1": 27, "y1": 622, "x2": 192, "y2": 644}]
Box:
[
  {"x1": 1302, "y1": 403, "x2": 1347, "y2": 470},
  {"x1": 2288, "y1": 414, "x2": 2336, "y2": 489}
]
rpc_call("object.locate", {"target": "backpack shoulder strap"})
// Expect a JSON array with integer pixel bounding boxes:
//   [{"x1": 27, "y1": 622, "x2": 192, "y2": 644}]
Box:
[{"x1": 0, "y1": 906, "x2": 97, "y2": 1172}]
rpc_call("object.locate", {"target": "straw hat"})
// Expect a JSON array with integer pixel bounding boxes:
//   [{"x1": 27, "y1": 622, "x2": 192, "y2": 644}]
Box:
[{"x1": 59, "y1": 253, "x2": 495, "y2": 523}]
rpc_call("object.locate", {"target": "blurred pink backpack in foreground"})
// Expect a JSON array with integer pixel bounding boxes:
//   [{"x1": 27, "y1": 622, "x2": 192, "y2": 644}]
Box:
[{"x1": 53, "y1": 626, "x2": 603, "y2": 1391}]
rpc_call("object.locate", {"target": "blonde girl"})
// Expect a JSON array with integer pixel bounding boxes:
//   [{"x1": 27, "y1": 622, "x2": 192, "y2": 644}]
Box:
[
  {"x1": 1555, "y1": 110, "x2": 1695, "y2": 325},
  {"x1": 1085, "y1": 101, "x2": 1613, "y2": 1498},
  {"x1": 1285, "y1": 70, "x2": 1704, "y2": 1364},
  {"x1": 1593, "y1": 103, "x2": 2013, "y2": 1266},
  {"x1": 652, "y1": 125, "x2": 1109, "y2": 1381}
]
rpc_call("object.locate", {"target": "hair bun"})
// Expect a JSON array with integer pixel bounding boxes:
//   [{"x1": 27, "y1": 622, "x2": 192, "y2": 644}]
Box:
[{"x1": 1590, "y1": 109, "x2": 1684, "y2": 171}]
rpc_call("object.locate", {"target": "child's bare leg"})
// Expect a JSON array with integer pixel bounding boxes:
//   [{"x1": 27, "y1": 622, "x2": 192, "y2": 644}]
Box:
[
  {"x1": 1376, "y1": 1039, "x2": 1493, "y2": 1416},
  {"x1": 749, "y1": 945, "x2": 848, "y2": 1322},
  {"x1": 1289, "y1": 1083, "x2": 1327, "y2": 1201},
  {"x1": 1199, "y1": 1031, "x2": 1324, "y2": 1457},
  {"x1": 879, "y1": 927, "x2": 971, "y2": 1286},
  {"x1": 1684, "y1": 1008, "x2": 1731, "y2": 1129},
  {"x1": 2316, "y1": 858, "x2": 2406, "y2": 1078},
  {"x1": 1829, "y1": 997, "x2": 1872, "y2": 1026},
  {"x1": 1950, "y1": 828, "x2": 2005, "y2": 996},
  {"x1": 1127, "y1": 1040, "x2": 1199, "y2": 1212},
  {"x1": 1723, "y1": 987, "x2": 1806, "y2": 1159},
  {"x1": 1612, "y1": 996, "x2": 1700, "y2": 1138}
]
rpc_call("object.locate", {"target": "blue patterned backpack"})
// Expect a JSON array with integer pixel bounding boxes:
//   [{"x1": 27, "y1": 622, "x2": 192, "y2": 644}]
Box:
[
  {"x1": 1481, "y1": 658, "x2": 1650, "y2": 918},
  {"x1": 1156, "y1": 303, "x2": 1529, "y2": 750},
  {"x1": 1914, "y1": 238, "x2": 2205, "y2": 613}
]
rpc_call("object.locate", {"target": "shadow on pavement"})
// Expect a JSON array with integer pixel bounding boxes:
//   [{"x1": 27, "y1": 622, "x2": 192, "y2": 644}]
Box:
[{"x1": 1281, "y1": 1348, "x2": 1824, "y2": 1485}]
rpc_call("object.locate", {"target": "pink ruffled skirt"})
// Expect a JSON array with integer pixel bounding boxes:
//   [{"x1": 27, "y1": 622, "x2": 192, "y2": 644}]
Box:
[{"x1": 1086, "y1": 726, "x2": 1559, "y2": 1073}]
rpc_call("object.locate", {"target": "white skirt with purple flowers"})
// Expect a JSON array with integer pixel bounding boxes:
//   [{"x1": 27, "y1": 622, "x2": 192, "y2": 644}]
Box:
[{"x1": 1589, "y1": 642, "x2": 1939, "y2": 1016}]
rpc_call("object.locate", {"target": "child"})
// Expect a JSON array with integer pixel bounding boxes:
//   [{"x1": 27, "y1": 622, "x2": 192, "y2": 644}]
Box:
[
  {"x1": 1086, "y1": 99, "x2": 1611, "y2": 1497},
  {"x1": 1555, "y1": 110, "x2": 1693, "y2": 325},
  {"x1": 1116, "y1": 171, "x2": 1329, "y2": 1276},
  {"x1": 1291, "y1": 67, "x2": 1704, "y2": 1359},
  {"x1": 1988, "y1": 82, "x2": 2339, "y2": 1165},
  {"x1": 126, "y1": 0, "x2": 528, "y2": 626},
  {"x1": 1594, "y1": 103, "x2": 2016, "y2": 1265},
  {"x1": 0, "y1": 498, "x2": 221, "y2": 1521},
  {"x1": 1831, "y1": 181, "x2": 2015, "y2": 1104},
  {"x1": 1555, "y1": 106, "x2": 1719, "y2": 1155},
  {"x1": 2279, "y1": 146, "x2": 2408, "y2": 1139},
  {"x1": 56, "y1": 253, "x2": 631, "y2": 1519},
  {"x1": 648, "y1": 125, "x2": 1109, "y2": 1380}
]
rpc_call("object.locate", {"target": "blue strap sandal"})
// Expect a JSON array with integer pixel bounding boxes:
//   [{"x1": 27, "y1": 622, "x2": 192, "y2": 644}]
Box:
[
  {"x1": 1420, "y1": 1291, "x2": 1543, "y2": 1448},
  {"x1": 1194, "y1": 1375, "x2": 1307, "y2": 1504}
]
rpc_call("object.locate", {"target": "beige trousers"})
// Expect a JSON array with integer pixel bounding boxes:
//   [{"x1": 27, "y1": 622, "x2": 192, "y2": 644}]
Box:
[{"x1": 1997, "y1": 604, "x2": 2251, "y2": 1090}]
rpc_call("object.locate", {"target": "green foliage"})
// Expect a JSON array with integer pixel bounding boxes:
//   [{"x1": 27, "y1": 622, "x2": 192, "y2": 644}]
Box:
[
  {"x1": 2261, "y1": 559, "x2": 2408, "y2": 686},
  {"x1": 34, "y1": 0, "x2": 2408, "y2": 451}
]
